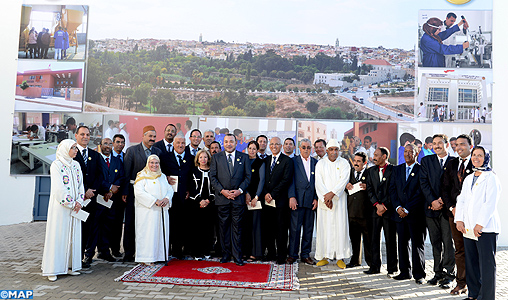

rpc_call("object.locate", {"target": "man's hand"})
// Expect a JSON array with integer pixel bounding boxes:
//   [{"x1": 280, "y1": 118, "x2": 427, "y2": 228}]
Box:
[
  {"x1": 111, "y1": 185, "x2": 120, "y2": 194},
  {"x1": 397, "y1": 207, "x2": 408, "y2": 218},
  {"x1": 245, "y1": 193, "x2": 251, "y2": 205},
  {"x1": 122, "y1": 195, "x2": 127, "y2": 203},
  {"x1": 85, "y1": 189, "x2": 96, "y2": 200},
  {"x1": 229, "y1": 190, "x2": 241, "y2": 199},
  {"x1": 346, "y1": 183, "x2": 353, "y2": 191},
  {"x1": 324, "y1": 198, "x2": 333, "y2": 209},
  {"x1": 456, "y1": 221, "x2": 466, "y2": 234},
  {"x1": 289, "y1": 197, "x2": 298, "y2": 210},
  {"x1": 359, "y1": 183, "x2": 366, "y2": 190},
  {"x1": 221, "y1": 189, "x2": 230, "y2": 198},
  {"x1": 200, "y1": 199, "x2": 210, "y2": 208},
  {"x1": 474, "y1": 224, "x2": 483, "y2": 237},
  {"x1": 323, "y1": 191, "x2": 335, "y2": 203},
  {"x1": 431, "y1": 199, "x2": 443, "y2": 211},
  {"x1": 463, "y1": 41, "x2": 470, "y2": 49},
  {"x1": 265, "y1": 193, "x2": 273, "y2": 203},
  {"x1": 376, "y1": 203, "x2": 387, "y2": 216},
  {"x1": 73, "y1": 202, "x2": 82, "y2": 213},
  {"x1": 167, "y1": 176, "x2": 177, "y2": 185},
  {"x1": 312, "y1": 199, "x2": 318, "y2": 210},
  {"x1": 452, "y1": 206, "x2": 456, "y2": 217},
  {"x1": 104, "y1": 192, "x2": 113, "y2": 201}
]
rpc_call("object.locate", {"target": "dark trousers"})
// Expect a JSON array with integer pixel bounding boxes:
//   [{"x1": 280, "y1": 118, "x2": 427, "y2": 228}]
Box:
[
  {"x1": 396, "y1": 220, "x2": 426, "y2": 279},
  {"x1": 263, "y1": 206, "x2": 290, "y2": 261},
  {"x1": 464, "y1": 233, "x2": 497, "y2": 300},
  {"x1": 40, "y1": 46, "x2": 48, "y2": 59},
  {"x1": 371, "y1": 215, "x2": 397, "y2": 272},
  {"x1": 84, "y1": 201, "x2": 110, "y2": 258},
  {"x1": 123, "y1": 189, "x2": 136, "y2": 258},
  {"x1": 288, "y1": 207, "x2": 315, "y2": 259},
  {"x1": 217, "y1": 203, "x2": 245, "y2": 262},
  {"x1": 242, "y1": 209, "x2": 263, "y2": 258},
  {"x1": 426, "y1": 214, "x2": 455, "y2": 279},
  {"x1": 186, "y1": 201, "x2": 215, "y2": 257},
  {"x1": 449, "y1": 216, "x2": 466, "y2": 286},
  {"x1": 348, "y1": 217, "x2": 372, "y2": 266},
  {"x1": 108, "y1": 197, "x2": 125, "y2": 255}
]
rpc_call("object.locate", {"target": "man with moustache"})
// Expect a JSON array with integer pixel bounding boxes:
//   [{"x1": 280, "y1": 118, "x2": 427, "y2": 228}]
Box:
[
  {"x1": 186, "y1": 129, "x2": 202, "y2": 157},
  {"x1": 345, "y1": 152, "x2": 372, "y2": 268},
  {"x1": 441, "y1": 134, "x2": 474, "y2": 295},
  {"x1": 110, "y1": 134, "x2": 126, "y2": 257},
  {"x1": 313, "y1": 139, "x2": 327, "y2": 160},
  {"x1": 389, "y1": 144, "x2": 426, "y2": 284},
  {"x1": 287, "y1": 139, "x2": 318, "y2": 265},
  {"x1": 283, "y1": 138, "x2": 296, "y2": 158},
  {"x1": 122, "y1": 126, "x2": 162, "y2": 262},
  {"x1": 210, "y1": 134, "x2": 251, "y2": 265},
  {"x1": 314, "y1": 139, "x2": 351, "y2": 268},
  {"x1": 209, "y1": 141, "x2": 222, "y2": 155},
  {"x1": 73, "y1": 126, "x2": 107, "y2": 268},
  {"x1": 448, "y1": 137, "x2": 458, "y2": 157},
  {"x1": 203, "y1": 130, "x2": 215, "y2": 151},
  {"x1": 256, "y1": 135, "x2": 269, "y2": 159},
  {"x1": 263, "y1": 136, "x2": 294, "y2": 264},
  {"x1": 364, "y1": 147, "x2": 397, "y2": 275},
  {"x1": 154, "y1": 123, "x2": 177, "y2": 154},
  {"x1": 96, "y1": 138, "x2": 125, "y2": 261},
  {"x1": 419, "y1": 134, "x2": 455, "y2": 288}
]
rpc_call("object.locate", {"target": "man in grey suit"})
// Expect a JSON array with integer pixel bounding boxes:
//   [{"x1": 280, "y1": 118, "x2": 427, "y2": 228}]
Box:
[
  {"x1": 121, "y1": 125, "x2": 162, "y2": 262},
  {"x1": 210, "y1": 134, "x2": 251, "y2": 266},
  {"x1": 287, "y1": 139, "x2": 317, "y2": 265}
]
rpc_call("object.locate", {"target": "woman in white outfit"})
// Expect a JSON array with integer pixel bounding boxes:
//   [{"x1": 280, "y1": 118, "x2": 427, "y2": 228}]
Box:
[
  {"x1": 41, "y1": 139, "x2": 85, "y2": 282},
  {"x1": 134, "y1": 154, "x2": 173, "y2": 265}
]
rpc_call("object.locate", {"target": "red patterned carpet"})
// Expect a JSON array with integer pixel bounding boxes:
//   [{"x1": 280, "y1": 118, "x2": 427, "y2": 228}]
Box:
[{"x1": 116, "y1": 259, "x2": 299, "y2": 290}]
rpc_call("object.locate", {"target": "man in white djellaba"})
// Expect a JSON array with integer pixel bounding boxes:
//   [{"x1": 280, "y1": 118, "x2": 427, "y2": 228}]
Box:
[
  {"x1": 314, "y1": 139, "x2": 351, "y2": 269},
  {"x1": 134, "y1": 154, "x2": 174, "y2": 265}
]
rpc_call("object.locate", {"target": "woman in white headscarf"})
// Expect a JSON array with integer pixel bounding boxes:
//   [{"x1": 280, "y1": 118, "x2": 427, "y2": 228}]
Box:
[
  {"x1": 134, "y1": 154, "x2": 173, "y2": 265},
  {"x1": 41, "y1": 139, "x2": 85, "y2": 282}
]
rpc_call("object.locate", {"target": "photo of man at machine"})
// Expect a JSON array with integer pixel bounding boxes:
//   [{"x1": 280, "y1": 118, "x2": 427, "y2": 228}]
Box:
[{"x1": 418, "y1": 10, "x2": 492, "y2": 69}]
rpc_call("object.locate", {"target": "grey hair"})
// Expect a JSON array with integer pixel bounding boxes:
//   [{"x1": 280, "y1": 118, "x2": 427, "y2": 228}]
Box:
[
  {"x1": 300, "y1": 138, "x2": 312, "y2": 145},
  {"x1": 204, "y1": 129, "x2": 214, "y2": 135},
  {"x1": 174, "y1": 132, "x2": 186, "y2": 140}
]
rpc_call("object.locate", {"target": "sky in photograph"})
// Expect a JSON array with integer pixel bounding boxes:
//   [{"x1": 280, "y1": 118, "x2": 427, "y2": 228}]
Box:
[
  {"x1": 78, "y1": 0, "x2": 491, "y2": 50},
  {"x1": 17, "y1": 60, "x2": 85, "y2": 73}
]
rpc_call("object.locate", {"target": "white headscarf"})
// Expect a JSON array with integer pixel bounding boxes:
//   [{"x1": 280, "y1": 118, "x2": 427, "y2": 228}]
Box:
[
  {"x1": 134, "y1": 154, "x2": 162, "y2": 184},
  {"x1": 56, "y1": 139, "x2": 77, "y2": 167}
]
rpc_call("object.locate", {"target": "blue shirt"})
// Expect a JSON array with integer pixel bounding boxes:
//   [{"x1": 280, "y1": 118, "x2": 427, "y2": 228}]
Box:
[{"x1": 420, "y1": 25, "x2": 463, "y2": 67}]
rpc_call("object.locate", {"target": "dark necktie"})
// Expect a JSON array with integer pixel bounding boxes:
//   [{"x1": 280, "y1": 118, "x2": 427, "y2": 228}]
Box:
[
  {"x1": 228, "y1": 154, "x2": 234, "y2": 175},
  {"x1": 406, "y1": 166, "x2": 411, "y2": 181},
  {"x1": 270, "y1": 156, "x2": 277, "y2": 172},
  {"x1": 119, "y1": 153, "x2": 123, "y2": 162},
  {"x1": 82, "y1": 148, "x2": 87, "y2": 166},
  {"x1": 177, "y1": 154, "x2": 183, "y2": 167},
  {"x1": 192, "y1": 148, "x2": 197, "y2": 156},
  {"x1": 105, "y1": 157, "x2": 110, "y2": 167},
  {"x1": 355, "y1": 171, "x2": 360, "y2": 181},
  {"x1": 167, "y1": 144, "x2": 171, "y2": 152},
  {"x1": 260, "y1": 153, "x2": 266, "y2": 159},
  {"x1": 458, "y1": 158, "x2": 466, "y2": 183},
  {"x1": 440, "y1": 158, "x2": 444, "y2": 169}
]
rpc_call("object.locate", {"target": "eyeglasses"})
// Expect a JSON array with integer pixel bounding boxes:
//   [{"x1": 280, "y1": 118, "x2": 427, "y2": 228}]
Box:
[{"x1": 301, "y1": 146, "x2": 312, "y2": 150}]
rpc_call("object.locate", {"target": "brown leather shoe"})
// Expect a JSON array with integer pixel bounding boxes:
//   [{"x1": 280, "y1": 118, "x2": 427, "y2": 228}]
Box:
[
  {"x1": 286, "y1": 257, "x2": 296, "y2": 264},
  {"x1": 450, "y1": 284, "x2": 467, "y2": 295},
  {"x1": 301, "y1": 257, "x2": 316, "y2": 265}
]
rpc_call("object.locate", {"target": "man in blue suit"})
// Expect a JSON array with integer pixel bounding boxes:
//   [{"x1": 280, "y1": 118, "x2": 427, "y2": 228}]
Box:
[
  {"x1": 210, "y1": 134, "x2": 251, "y2": 266},
  {"x1": 390, "y1": 144, "x2": 426, "y2": 284},
  {"x1": 287, "y1": 138, "x2": 317, "y2": 265}
]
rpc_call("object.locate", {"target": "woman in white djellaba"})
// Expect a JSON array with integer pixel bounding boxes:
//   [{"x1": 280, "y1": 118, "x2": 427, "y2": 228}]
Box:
[
  {"x1": 41, "y1": 139, "x2": 85, "y2": 282},
  {"x1": 134, "y1": 154, "x2": 174, "y2": 265}
]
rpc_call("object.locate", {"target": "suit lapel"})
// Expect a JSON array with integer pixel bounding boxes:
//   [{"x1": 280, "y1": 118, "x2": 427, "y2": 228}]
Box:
[
  {"x1": 404, "y1": 164, "x2": 418, "y2": 189},
  {"x1": 296, "y1": 156, "x2": 309, "y2": 183},
  {"x1": 232, "y1": 151, "x2": 241, "y2": 176}
]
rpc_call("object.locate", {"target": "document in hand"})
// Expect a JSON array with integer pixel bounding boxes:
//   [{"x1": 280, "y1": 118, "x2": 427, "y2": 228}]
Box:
[
  {"x1": 247, "y1": 200, "x2": 262, "y2": 210},
  {"x1": 264, "y1": 199, "x2": 276, "y2": 208},
  {"x1": 71, "y1": 209, "x2": 89, "y2": 222},
  {"x1": 463, "y1": 228, "x2": 478, "y2": 241},
  {"x1": 170, "y1": 176, "x2": 178, "y2": 192},
  {"x1": 97, "y1": 194, "x2": 113, "y2": 209},
  {"x1": 347, "y1": 182, "x2": 364, "y2": 195}
]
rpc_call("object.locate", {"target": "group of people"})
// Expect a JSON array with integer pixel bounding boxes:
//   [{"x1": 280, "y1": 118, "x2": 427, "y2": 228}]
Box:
[
  {"x1": 41, "y1": 124, "x2": 500, "y2": 300},
  {"x1": 26, "y1": 27, "x2": 51, "y2": 59}
]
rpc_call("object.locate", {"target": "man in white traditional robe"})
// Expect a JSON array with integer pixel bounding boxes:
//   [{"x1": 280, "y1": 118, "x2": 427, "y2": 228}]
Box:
[{"x1": 314, "y1": 139, "x2": 351, "y2": 268}]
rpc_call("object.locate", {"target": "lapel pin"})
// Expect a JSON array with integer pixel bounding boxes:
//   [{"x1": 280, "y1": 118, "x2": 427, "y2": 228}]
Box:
[
  {"x1": 252, "y1": 169, "x2": 255, "y2": 173},
  {"x1": 312, "y1": 172, "x2": 315, "y2": 175},
  {"x1": 88, "y1": 157, "x2": 92, "y2": 161},
  {"x1": 411, "y1": 173, "x2": 414, "y2": 176},
  {"x1": 115, "y1": 169, "x2": 118, "y2": 173},
  {"x1": 382, "y1": 177, "x2": 386, "y2": 181},
  {"x1": 362, "y1": 176, "x2": 365, "y2": 180},
  {"x1": 183, "y1": 160, "x2": 186, "y2": 163},
  {"x1": 466, "y1": 169, "x2": 470, "y2": 173},
  {"x1": 237, "y1": 158, "x2": 240, "y2": 162},
  {"x1": 277, "y1": 161, "x2": 280, "y2": 164}
]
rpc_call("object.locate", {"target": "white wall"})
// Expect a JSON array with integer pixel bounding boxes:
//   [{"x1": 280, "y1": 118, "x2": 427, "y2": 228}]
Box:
[{"x1": 1, "y1": 0, "x2": 507, "y2": 246}]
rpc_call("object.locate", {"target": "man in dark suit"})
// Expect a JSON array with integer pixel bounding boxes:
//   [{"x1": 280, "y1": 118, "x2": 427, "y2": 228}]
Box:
[
  {"x1": 185, "y1": 129, "x2": 202, "y2": 157},
  {"x1": 389, "y1": 144, "x2": 426, "y2": 284},
  {"x1": 122, "y1": 125, "x2": 162, "y2": 262},
  {"x1": 110, "y1": 134, "x2": 126, "y2": 257},
  {"x1": 263, "y1": 136, "x2": 294, "y2": 264},
  {"x1": 73, "y1": 126, "x2": 108, "y2": 268},
  {"x1": 159, "y1": 133, "x2": 194, "y2": 259},
  {"x1": 210, "y1": 134, "x2": 251, "y2": 266},
  {"x1": 419, "y1": 134, "x2": 455, "y2": 288},
  {"x1": 442, "y1": 134, "x2": 474, "y2": 295},
  {"x1": 287, "y1": 138, "x2": 317, "y2": 265},
  {"x1": 95, "y1": 138, "x2": 125, "y2": 262},
  {"x1": 154, "y1": 123, "x2": 177, "y2": 154},
  {"x1": 365, "y1": 147, "x2": 397, "y2": 275},
  {"x1": 345, "y1": 152, "x2": 372, "y2": 268}
]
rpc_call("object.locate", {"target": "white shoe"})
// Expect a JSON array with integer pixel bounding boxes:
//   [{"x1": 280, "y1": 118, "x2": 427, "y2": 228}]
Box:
[
  {"x1": 67, "y1": 270, "x2": 80, "y2": 276},
  {"x1": 48, "y1": 275, "x2": 57, "y2": 282}
]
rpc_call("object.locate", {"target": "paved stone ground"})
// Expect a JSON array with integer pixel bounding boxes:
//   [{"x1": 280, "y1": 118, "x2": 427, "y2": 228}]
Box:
[{"x1": 1, "y1": 222, "x2": 506, "y2": 300}]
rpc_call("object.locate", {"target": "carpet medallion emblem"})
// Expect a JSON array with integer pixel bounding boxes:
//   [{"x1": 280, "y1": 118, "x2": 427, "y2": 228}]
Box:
[{"x1": 196, "y1": 266, "x2": 232, "y2": 274}]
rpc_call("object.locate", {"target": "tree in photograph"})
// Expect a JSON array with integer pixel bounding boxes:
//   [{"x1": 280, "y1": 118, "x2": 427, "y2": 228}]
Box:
[
  {"x1": 306, "y1": 101, "x2": 319, "y2": 113},
  {"x1": 329, "y1": 87, "x2": 335, "y2": 93},
  {"x1": 85, "y1": 57, "x2": 106, "y2": 103},
  {"x1": 152, "y1": 89, "x2": 176, "y2": 114},
  {"x1": 314, "y1": 107, "x2": 350, "y2": 119},
  {"x1": 19, "y1": 81, "x2": 29, "y2": 90},
  {"x1": 104, "y1": 87, "x2": 116, "y2": 107},
  {"x1": 131, "y1": 75, "x2": 141, "y2": 88},
  {"x1": 133, "y1": 82, "x2": 152, "y2": 111},
  {"x1": 244, "y1": 99, "x2": 275, "y2": 117},
  {"x1": 221, "y1": 105, "x2": 246, "y2": 116}
]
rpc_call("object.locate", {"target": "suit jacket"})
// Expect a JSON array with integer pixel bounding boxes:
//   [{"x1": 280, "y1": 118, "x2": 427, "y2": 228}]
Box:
[
  {"x1": 209, "y1": 150, "x2": 251, "y2": 206},
  {"x1": 366, "y1": 164, "x2": 394, "y2": 219},
  {"x1": 347, "y1": 167, "x2": 371, "y2": 219},
  {"x1": 287, "y1": 155, "x2": 317, "y2": 209},
  {"x1": 159, "y1": 150, "x2": 194, "y2": 205},
  {"x1": 123, "y1": 143, "x2": 162, "y2": 195},
  {"x1": 441, "y1": 157, "x2": 474, "y2": 217},
  {"x1": 99, "y1": 155, "x2": 125, "y2": 198},
  {"x1": 419, "y1": 154, "x2": 452, "y2": 218},
  {"x1": 389, "y1": 163, "x2": 425, "y2": 223},
  {"x1": 264, "y1": 154, "x2": 294, "y2": 208},
  {"x1": 74, "y1": 147, "x2": 106, "y2": 195},
  {"x1": 153, "y1": 139, "x2": 171, "y2": 155},
  {"x1": 185, "y1": 145, "x2": 201, "y2": 156}
]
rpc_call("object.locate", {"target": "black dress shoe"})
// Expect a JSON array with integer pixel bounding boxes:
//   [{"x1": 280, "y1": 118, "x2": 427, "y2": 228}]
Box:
[
  {"x1": 220, "y1": 257, "x2": 230, "y2": 263},
  {"x1": 235, "y1": 260, "x2": 245, "y2": 266},
  {"x1": 276, "y1": 259, "x2": 286, "y2": 265},
  {"x1": 415, "y1": 278, "x2": 425, "y2": 284},
  {"x1": 98, "y1": 254, "x2": 117, "y2": 262},
  {"x1": 112, "y1": 251, "x2": 123, "y2": 258},
  {"x1": 363, "y1": 268, "x2": 380, "y2": 275},
  {"x1": 301, "y1": 257, "x2": 316, "y2": 265},
  {"x1": 427, "y1": 275, "x2": 443, "y2": 285},
  {"x1": 439, "y1": 278, "x2": 453, "y2": 289},
  {"x1": 286, "y1": 257, "x2": 296, "y2": 264},
  {"x1": 122, "y1": 255, "x2": 135, "y2": 262},
  {"x1": 82, "y1": 256, "x2": 93, "y2": 268},
  {"x1": 346, "y1": 262, "x2": 360, "y2": 268},
  {"x1": 393, "y1": 273, "x2": 411, "y2": 280}
]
